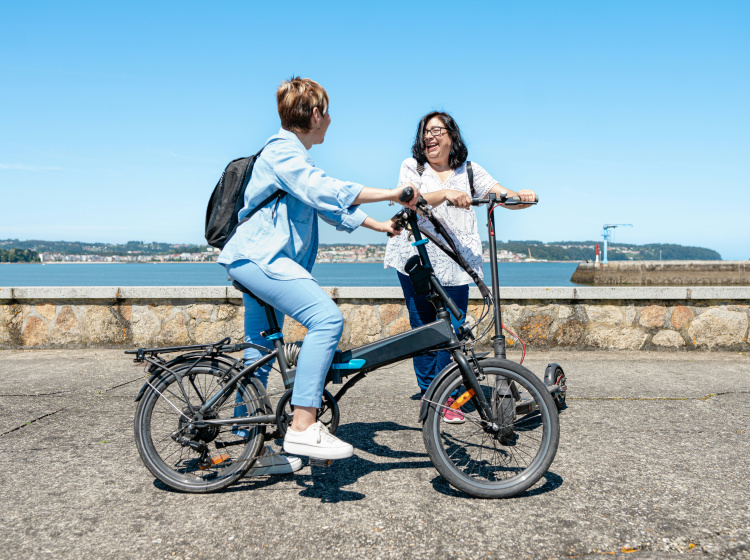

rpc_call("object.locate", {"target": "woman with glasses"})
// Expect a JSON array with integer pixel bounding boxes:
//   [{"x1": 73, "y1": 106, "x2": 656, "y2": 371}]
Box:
[
  {"x1": 219, "y1": 77, "x2": 419, "y2": 468},
  {"x1": 384, "y1": 111, "x2": 536, "y2": 421}
]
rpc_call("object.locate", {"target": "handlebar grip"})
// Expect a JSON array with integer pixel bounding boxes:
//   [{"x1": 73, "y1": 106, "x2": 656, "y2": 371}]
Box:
[{"x1": 400, "y1": 186, "x2": 414, "y2": 203}]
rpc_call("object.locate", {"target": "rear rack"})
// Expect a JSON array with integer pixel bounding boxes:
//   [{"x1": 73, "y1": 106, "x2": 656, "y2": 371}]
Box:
[{"x1": 124, "y1": 337, "x2": 252, "y2": 361}]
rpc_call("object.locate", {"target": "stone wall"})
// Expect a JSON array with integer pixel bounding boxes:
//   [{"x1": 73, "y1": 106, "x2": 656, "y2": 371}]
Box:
[
  {"x1": 1, "y1": 286, "x2": 748, "y2": 351},
  {"x1": 571, "y1": 260, "x2": 750, "y2": 285}
]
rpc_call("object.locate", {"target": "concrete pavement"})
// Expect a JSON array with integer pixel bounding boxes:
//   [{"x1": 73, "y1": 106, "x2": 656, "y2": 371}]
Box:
[{"x1": 0, "y1": 348, "x2": 748, "y2": 559}]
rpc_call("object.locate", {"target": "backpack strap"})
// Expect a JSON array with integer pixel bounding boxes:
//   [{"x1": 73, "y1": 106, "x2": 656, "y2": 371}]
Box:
[
  {"x1": 466, "y1": 161, "x2": 475, "y2": 197},
  {"x1": 416, "y1": 162, "x2": 424, "y2": 176},
  {"x1": 235, "y1": 190, "x2": 287, "y2": 230}
]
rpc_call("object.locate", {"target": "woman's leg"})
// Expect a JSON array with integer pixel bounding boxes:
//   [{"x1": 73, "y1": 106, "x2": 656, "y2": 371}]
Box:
[
  {"x1": 434, "y1": 283, "x2": 469, "y2": 374},
  {"x1": 398, "y1": 273, "x2": 438, "y2": 394},
  {"x1": 227, "y1": 260, "x2": 351, "y2": 459}
]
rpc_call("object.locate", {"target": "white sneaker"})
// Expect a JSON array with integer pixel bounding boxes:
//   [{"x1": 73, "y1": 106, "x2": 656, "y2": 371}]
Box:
[
  {"x1": 283, "y1": 421, "x2": 354, "y2": 460},
  {"x1": 244, "y1": 445, "x2": 303, "y2": 476}
]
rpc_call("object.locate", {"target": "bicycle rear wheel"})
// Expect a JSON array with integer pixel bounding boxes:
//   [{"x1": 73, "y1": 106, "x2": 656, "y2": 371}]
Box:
[
  {"x1": 422, "y1": 358, "x2": 559, "y2": 498},
  {"x1": 134, "y1": 361, "x2": 265, "y2": 493}
]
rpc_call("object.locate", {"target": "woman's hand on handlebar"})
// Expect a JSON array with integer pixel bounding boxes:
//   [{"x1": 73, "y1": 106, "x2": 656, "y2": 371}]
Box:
[
  {"x1": 515, "y1": 189, "x2": 537, "y2": 203},
  {"x1": 362, "y1": 216, "x2": 404, "y2": 237},
  {"x1": 443, "y1": 190, "x2": 472, "y2": 209},
  {"x1": 393, "y1": 183, "x2": 420, "y2": 210}
]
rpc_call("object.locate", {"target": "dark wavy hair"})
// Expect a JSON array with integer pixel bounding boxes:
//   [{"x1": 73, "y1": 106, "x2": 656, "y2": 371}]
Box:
[{"x1": 411, "y1": 111, "x2": 468, "y2": 169}]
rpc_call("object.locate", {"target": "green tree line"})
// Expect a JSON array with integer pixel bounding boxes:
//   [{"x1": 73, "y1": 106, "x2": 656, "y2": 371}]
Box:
[
  {"x1": 0, "y1": 248, "x2": 40, "y2": 263},
  {"x1": 481, "y1": 241, "x2": 722, "y2": 261},
  {"x1": 0, "y1": 239, "x2": 209, "y2": 257}
]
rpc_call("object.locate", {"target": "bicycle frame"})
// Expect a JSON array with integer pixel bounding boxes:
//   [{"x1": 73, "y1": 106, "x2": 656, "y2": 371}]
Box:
[{"x1": 128, "y1": 192, "x2": 543, "y2": 430}]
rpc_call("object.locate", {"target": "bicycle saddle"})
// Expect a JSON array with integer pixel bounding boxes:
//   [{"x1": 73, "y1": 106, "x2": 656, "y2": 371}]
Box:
[{"x1": 231, "y1": 281, "x2": 264, "y2": 305}]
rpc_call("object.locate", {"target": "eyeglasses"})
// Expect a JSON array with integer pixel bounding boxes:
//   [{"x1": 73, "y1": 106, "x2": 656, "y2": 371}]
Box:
[{"x1": 423, "y1": 126, "x2": 447, "y2": 138}]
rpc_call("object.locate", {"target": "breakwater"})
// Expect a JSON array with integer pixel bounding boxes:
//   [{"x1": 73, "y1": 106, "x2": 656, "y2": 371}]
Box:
[
  {"x1": 1, "y1": 286, "x2": 748, "y2": 351},
  {"x1": 571, "y1": 260, "x2": 749, "y2": 285}
]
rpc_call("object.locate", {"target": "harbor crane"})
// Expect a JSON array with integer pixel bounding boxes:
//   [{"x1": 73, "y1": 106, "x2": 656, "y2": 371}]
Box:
[{"x1": 599, "y1": 224, "x2": 633, "y2": 264}]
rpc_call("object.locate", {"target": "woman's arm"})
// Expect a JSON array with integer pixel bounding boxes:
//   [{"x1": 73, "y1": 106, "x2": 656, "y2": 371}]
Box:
[
  {"x1": 353, "y1": 184, "x2": 419, "y2": 209},
  {"x1": 420, "y1": 189, "x2": 472, "y2": 209}
]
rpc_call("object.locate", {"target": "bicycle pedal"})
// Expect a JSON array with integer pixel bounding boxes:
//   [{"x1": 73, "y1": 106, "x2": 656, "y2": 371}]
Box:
[
  {"x1": 199, "y1": 453, "x2": 230, "y2": 470},
  {"x1": 308, "y1": 457, "x2": 333, "y2": 468}
]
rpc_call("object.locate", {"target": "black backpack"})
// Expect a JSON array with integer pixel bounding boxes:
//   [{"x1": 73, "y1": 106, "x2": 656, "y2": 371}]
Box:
[{"x1": 204, "y1": 146, "x2": 286, "y2": 249}]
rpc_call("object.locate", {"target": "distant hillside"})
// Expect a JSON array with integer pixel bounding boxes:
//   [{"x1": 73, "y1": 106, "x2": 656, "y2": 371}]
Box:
[
  {"x1": 484, "y1": 240, "x2": 722, "y2": 261},
  {"x1": 0, "y1": 239, "x2": 209, "y2": 257},
  {"x1": 1, "y1": 238, "x2": 723, "y2": 262}
]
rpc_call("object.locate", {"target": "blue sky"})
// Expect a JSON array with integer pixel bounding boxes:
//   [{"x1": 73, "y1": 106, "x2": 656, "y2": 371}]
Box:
[{"x1": 1, "y1": 1, "x2": 748, "y2": 259}]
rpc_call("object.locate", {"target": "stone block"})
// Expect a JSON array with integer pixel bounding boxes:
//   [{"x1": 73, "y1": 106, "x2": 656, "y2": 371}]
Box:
[
  {"x1": 156, "y1": 313, "x2": 190, "y2": 346},
  {"x1": 386, "y1": 315, "x2": 411, "y2": 336},
  {"x1": 36, "y1": 303, "x2": 56, "y2": 322},
  {"x1": 50, "y1": 305, "x2": 82, "y2": 345},
  {"x1": 552, "y1": 320, "x2": 585, "y2": 347},
  {"x1": 80, "y1": 305, "x2": 128, "y2": 346},
  {"x1": 348, "y1": 305, "x2": 381, "y2": 346},
  {"x1": 194, "y1": 319, "x2": 239, "y2": 345},
  {"x1": 558, "y1": 305, "x2": 574, "y2": 320},
  {"x1": 639, "y1": 305, "x2": 667, "y2": 328},
  {"x1": 148, "y1": 303, "x2": 174, "y2": 320},
  {"x1": 518, "y1": 313, "x2": 554, "y2": 346},
  {"x1": 187, "y1": 304, "x2": 214, "y2": 322},
  {"x1": 113, "y1": 303, "x2": 132, "y2": 322},
  {"x1": 585, "y1": 305, "x2": 624, "y2": 325},
  {"x1": 671, "y1": 306, "x2": 694, "y2": 330},
  {"x1": 23, "y1": 316, "x2": 48, "y2": 346},
  {"x1": 584, "y1": 327, "x2": 647, "y2": 350},
  {"x1": 130, "y1": 306, "x2": 160, "y2": 347},
  {"x1": 687, "y1": 307, "x2": 749, "y2": 349},
  {"x1": 0, "y1": 304, "x2": 23, "y2": 346},
  {"x1": 378, "y1": 303, "x2": 402, "y2": 326},
  {"x1": 216, "y1": 304, "x2": 240, "y2": 322},
  {"x1": 652, "y1": 330, "x2": 685, "y2": 347}
]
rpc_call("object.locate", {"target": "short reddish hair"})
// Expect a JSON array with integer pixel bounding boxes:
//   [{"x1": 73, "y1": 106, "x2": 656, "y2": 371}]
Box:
[{"x1": 276, "y1": 77, "x2": 329, "y2": 133}]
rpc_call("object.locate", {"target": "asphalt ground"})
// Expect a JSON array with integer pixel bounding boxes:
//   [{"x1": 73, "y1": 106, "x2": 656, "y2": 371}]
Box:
[{"x1": 0, "y1": 348, "x2": 748, "y2": 560}]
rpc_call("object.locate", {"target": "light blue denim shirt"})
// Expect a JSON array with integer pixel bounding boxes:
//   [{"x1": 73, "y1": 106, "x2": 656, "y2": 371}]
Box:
[{"x1": 217, "y1": 128, "x2": 368, "y2": 280}]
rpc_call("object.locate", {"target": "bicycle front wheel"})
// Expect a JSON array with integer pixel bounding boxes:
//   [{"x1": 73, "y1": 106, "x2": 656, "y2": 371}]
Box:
[
  {"x1": 134, "y1": 361, "x2": 265, "y2": 493},
  {"x1": 423, "y1": 358, "x2": 559, "y2": 498}
]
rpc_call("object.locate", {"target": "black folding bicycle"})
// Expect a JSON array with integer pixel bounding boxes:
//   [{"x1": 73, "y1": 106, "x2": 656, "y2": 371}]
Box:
[{"x1": 127, "y1": 188, "x2": 567, "y2": 498}]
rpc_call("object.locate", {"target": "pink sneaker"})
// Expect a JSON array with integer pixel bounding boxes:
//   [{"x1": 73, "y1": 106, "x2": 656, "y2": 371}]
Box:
[{"x1": 443, "y1": 397, "x2": 466, "y2": 424}]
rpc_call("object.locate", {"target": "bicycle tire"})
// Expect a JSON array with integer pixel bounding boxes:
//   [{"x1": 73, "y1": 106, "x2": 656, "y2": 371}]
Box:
[
  {"x1": 422, "y1": 358, "x2": 559, "y2": 498},
  {"x1": 134, "y1": 361, "x2": 265, "y2": 493}
]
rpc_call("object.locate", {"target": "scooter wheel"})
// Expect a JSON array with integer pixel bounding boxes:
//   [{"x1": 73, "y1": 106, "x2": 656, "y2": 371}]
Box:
[{"x1": 544, "y1": 363, "x2": 567, "y2": 411}]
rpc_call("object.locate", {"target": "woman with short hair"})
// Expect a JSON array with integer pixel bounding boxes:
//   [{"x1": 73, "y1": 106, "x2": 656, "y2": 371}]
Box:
[
  {"x1": 220, "y1": 77, "x2": 418, "y2": 463},
  {"x1": 384, "y1": 111, "x2": 536, "y2": 421}
]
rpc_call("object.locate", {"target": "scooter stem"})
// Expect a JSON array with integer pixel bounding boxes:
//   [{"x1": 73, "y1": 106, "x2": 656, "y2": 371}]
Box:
[{"x1": 486, "y1": 194, "x2": 507, "y2": 359}]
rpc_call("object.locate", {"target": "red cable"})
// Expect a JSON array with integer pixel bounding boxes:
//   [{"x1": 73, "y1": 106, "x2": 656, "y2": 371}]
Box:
[{"x1": 501, "y1": 323, "x2": 526, "y2": 364}]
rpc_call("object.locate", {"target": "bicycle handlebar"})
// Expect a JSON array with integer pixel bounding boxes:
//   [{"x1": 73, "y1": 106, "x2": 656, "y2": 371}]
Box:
[{"x1": 446, "y1": 194, "x2": 539, "y2": 207}]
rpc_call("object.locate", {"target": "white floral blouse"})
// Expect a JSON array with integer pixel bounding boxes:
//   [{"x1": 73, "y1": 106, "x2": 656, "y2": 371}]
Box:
[{"x1": 384, "y1": 157, "x2": 498, "y2": 286}]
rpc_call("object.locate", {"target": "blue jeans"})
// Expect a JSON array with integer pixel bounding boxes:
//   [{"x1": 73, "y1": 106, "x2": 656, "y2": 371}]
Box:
[
  {"x1": 397, "y1": 272, "x2": 469, "y2": 394},
  {"x1": 226, "y1": 260, "x2": 343, "y2": 408}
]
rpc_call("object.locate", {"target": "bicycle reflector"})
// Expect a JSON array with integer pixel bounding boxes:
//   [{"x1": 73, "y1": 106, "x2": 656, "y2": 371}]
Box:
[{"x1": 451, "y1": 389, "x2": 475, "y2": 409}]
